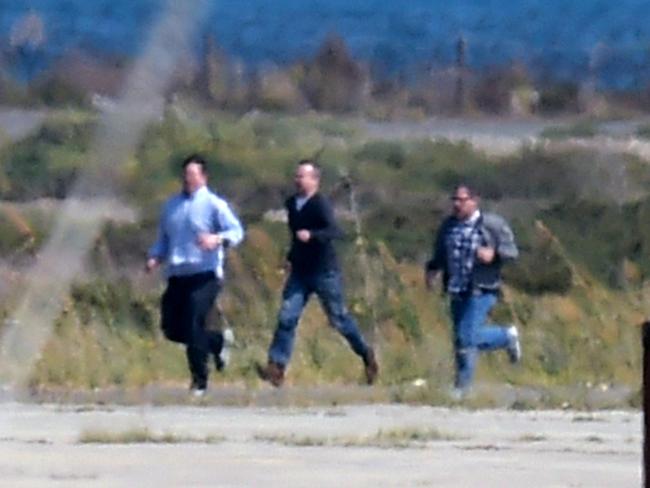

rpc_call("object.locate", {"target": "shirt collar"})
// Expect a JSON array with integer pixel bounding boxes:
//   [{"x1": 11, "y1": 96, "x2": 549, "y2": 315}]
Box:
[
  {"x1": 296, "y1": 190, "x2": 317, "y2": 200},
  {"x1": 462, "y1": 210, "x2": 481, "y2": 226},
  {"x1": 182, "y1": 185, "x2": 207, "y2": 199}
]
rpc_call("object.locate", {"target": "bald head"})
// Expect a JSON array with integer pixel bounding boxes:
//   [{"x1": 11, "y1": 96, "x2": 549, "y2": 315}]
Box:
[{"x1": 294, "y1": 160, "x2": 321, "y2": 196}]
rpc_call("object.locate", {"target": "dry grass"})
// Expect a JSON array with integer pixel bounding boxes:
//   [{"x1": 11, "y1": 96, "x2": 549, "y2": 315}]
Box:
[
  {"x1": 572, "y1": 414, "x2": 606, "y2": 423},
  {"x1": 1, "y1": 109, "x2": 646, "y2": 400},
  {"x1": 584, "y1": 435, "x2": 605, "y2": 444},
  {"x1": 255, "y1": 426, "x2": 464, "y2": 449},
  {"x1": 516, "y1": 434, "x2": 547, "y2": 443},
  {"x1": 78, "y1": 427, "x2": 224, "y2": 445}
]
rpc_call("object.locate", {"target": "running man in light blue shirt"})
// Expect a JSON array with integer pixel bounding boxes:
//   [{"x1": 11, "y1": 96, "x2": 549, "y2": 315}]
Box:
[{"x1": 146, "y1": 154, "x2": 244, "y2": 396}]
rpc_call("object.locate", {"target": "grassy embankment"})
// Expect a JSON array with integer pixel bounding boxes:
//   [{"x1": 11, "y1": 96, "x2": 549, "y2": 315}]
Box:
[{"x1": 0, "y1": 106, "x2": 647, "y2": 405}]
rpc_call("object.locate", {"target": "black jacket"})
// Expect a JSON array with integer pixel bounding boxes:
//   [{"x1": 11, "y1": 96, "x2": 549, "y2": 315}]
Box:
[
  {"x1": 286, "y1": 193, "x2": 343, "y2": 275},
  {"x1": 427, "y1": 211, "x2": 518, "y2": 292}
]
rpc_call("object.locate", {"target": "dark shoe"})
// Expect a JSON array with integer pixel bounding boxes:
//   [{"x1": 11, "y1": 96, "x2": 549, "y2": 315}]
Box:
[
  {"x1": 256, "y1": 361, "x2": 285, "y2": 387},
  {"x1": 363, "y1": 349, "x2": 379, "y2": 385}
]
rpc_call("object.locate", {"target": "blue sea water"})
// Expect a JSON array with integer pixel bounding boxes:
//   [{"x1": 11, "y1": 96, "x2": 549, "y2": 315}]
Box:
[{"x1": 1, "y1": 0, "x2": 649, "y2": 88}]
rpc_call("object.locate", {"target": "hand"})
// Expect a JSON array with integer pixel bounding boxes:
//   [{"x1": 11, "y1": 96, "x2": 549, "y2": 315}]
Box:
[
  {"x1": 197, "y1": 233, "x2": 222, "y2": 251},
  {"x1": 296, "y1": 230, "x2": 311, "y2": 242},
  {"x1": 476, "y1": 246, "x2": 496, "y2": 264},
  {"x1": 425, "y1": 269, "x2": 438, "y2": 290},
  {"x1": 145, "y1": 257, "x2": 160, "y2": 273}
]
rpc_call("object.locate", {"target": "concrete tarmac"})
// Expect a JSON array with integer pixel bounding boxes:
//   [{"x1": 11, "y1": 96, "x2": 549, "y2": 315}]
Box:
[{"x1": 0, "y1": 402, "x2": 640, "y2": 487}]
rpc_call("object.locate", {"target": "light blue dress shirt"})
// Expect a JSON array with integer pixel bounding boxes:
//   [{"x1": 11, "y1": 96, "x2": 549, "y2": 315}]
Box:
[{"x1": 149, "y1": 185, "x2": 244, "y2": 278}]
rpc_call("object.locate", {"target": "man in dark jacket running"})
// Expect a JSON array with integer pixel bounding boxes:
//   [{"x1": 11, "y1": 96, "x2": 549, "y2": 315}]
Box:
[
  {"x1": 426, "y1": 184, "x2": 521, "y2": 396},
  {"x1": 258, "y1": 160, "x2": 378, "y2": 387}
]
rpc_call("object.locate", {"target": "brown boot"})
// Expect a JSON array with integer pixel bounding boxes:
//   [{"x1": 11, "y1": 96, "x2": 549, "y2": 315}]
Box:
[
  {"x1": 363, "y1": 349, "x2": 379, "y2": 385},
  {"x1": 256, "y1": 360, "x2": 285, "y2": 387}
]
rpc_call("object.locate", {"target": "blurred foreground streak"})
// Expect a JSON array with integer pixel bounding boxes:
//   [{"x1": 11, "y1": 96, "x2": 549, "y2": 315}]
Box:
[{"x1": 0, "y1": 0, "x2": 210, "y2": 387}]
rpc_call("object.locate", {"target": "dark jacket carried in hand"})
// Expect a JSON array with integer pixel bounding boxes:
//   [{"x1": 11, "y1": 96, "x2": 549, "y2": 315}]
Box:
[
  {"x1": 286, "y1": 193, "x2": 343, "y2": 275},
  {"x1": 427, "y1": 211, "x2": 518, "y2": 292}
]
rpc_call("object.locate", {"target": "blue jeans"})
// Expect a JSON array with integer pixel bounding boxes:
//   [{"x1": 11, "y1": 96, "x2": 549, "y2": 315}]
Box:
[
  {"x1": 268, "y1": 270, "x2": 370, "y2": 367},
  {"x1": 450, "y1": 291, "x2": 510, "y2": 389}
]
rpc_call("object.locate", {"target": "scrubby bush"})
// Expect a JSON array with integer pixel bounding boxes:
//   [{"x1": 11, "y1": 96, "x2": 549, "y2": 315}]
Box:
[
  {"x1": 505, "y1": 220, "x2": 573, "y2": 294},
  {"x1": 636, "y1": 124, "x2": 650, "y2": 139},
  {"x1": 301, "y1": 35, "x2": 368, "y2": 113},
  {"x1": 29, "y1": 74, "x2": 88, "y2": 107},
  {"x1": 354, "y1": 141, "x2": 406, "y2": 169},
  {"x1": 0, "y1": 73, "x2": 29, "y2": 105},
  {"x1": 541, "y1": 121, "x2": 599, "y2": 139},
  {"x1": 472, "y1": 64, "x2": 532, "y2": 114},
  {"x1": 538, "y1": 82, "x2": 580, "y2": 113},
  {"x1": 0, "y1": 114, "x2": 94, "y2": 199}
]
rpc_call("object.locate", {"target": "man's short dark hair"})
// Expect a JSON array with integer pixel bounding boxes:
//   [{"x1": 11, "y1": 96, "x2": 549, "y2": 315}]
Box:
[
  {"x1": 182, "y1": 154, "x2": 208, "y2": 174},
  {"x1": 297, "y1": 159, "x2": 321, "y2": 179}
]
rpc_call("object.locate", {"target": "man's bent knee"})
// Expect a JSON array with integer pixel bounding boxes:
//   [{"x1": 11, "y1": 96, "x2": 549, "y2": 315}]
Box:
[{"x1": 278, "y1": 302, "x2": 302, "y2": 329}]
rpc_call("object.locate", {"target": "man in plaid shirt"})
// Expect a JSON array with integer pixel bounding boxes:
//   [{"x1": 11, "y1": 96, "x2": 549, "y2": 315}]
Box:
[{"x1": 426, "y1": 184, "x2": 521, "y2": 397}]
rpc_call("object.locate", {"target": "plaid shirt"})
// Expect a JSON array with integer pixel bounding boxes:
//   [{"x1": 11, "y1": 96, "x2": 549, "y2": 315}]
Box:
[{"x1": 445, "y1": 212, "x2": 482, "y2": 294}]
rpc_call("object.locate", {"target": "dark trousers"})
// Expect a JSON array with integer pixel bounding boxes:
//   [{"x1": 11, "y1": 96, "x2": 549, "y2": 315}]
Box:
[
  {"x1": 161, "y1": 272, "x2": 223, "y2": 388},
  {"x1": 268, "y1": 269, "x2": 370, "y2": 367}
]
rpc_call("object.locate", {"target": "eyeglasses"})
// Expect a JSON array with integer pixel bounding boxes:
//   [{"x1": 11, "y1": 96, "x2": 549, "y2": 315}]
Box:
[{"x1": 450, "y1": 196, "x2": 472, "y2": 202}]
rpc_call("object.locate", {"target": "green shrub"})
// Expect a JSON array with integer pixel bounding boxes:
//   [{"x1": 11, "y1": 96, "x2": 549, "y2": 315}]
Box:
[
  {"x1": 29, "y1": 76, "x2": 88, "y2": 107},
  {"x1": 70, "y1": 279, "x2": 157, "y2": 334},
  {"x1": 354, "y1": 141, "x2": 406, "y2": 169},
  {"x1": 636, "y1": 124, "x2": 650, "y2": 139},
  {"x1": 541, "y1": 121, "x2": 598, "y2": 139},
  {"x1": 0, "y1": 114, "x2": 94, "y2": 199},
  {"x1": 505, "y1": 220, "x2": 573, "y2": 294},
  {"x1": 538, "y1": 82, "x2": 579, "y2": 113}
]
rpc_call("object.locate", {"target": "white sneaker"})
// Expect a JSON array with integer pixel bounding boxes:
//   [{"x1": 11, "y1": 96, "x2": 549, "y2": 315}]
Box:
[
  {"x1": 447, "y1": 386, "x2": 471, "y2": 402},
  {"x1": 506, "y1": 326, "x2": 522, "y2": 364},
  {"x1": 190, "y1": 385, "x2": 206, "y2": 398},
  {"x1": 217, "y1": 328, "x2": 235, "y2": 371}
]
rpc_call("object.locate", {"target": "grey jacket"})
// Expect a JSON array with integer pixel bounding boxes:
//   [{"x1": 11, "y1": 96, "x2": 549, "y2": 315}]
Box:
[{"x1": 426, "y1": 211, "x2": 518, "y2": 292}]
